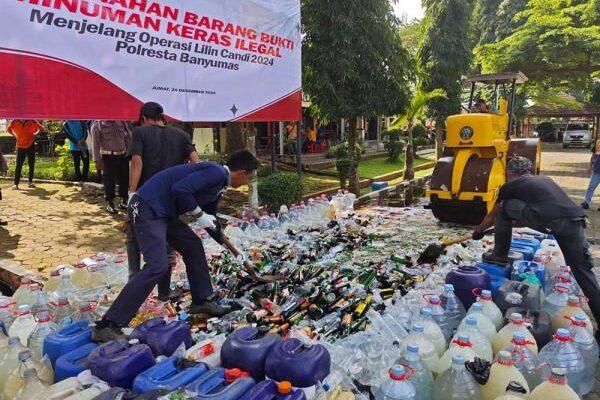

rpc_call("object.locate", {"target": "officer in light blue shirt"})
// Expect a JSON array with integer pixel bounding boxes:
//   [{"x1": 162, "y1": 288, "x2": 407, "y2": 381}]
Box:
[{"x1": 93, "y1": 150, "x2": 259, "y2": 341}]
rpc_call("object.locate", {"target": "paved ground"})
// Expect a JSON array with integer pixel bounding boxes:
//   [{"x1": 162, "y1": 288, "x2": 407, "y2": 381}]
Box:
[{"x1": 0, "y1": 181, "x2": 125, "y2": 275}]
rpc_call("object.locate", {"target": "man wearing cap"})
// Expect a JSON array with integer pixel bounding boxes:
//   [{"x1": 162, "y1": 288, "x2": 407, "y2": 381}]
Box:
[
  {"x1": 127, "y1": 101, "x2": 200, "y2": 302},
  {"x1": 473, "y1": 156, "x2": 600, "y2": 338}
]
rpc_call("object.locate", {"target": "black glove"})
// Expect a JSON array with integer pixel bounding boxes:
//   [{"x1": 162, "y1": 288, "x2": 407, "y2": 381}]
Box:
[{"x1": 472, "y1": 229, "x2": 485, "y2": 240}]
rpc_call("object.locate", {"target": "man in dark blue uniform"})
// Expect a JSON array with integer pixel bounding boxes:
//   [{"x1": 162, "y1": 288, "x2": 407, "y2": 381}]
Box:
[{"x1": 94, "y1": 150, "x2": 258, "y2": 341}]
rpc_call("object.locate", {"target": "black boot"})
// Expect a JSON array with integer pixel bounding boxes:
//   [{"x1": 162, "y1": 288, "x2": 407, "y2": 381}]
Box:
[
  {"x1": 92, "y1": 319, "x2": 125, "y2": 343},
  {"x1": 119, "y1": 198, "x2": 128, "y2": 210},
  {"x1": 482, "y1": 250, "x2": 509, "y2": 266},
  {"x1": 157, "y1": 288, "x2": 182, "y2": 302},
  {"x1": 105, "y1": 200, "x2": 117, "y2": 215},
  {"x1": 189, "y1": 301, "x2": 230, "y2": 317}
]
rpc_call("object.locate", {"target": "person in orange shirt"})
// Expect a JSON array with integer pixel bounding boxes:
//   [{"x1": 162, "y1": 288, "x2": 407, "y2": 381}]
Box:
[{"x1": 7, "y1": 119, "x2": 44, "y2": 189}]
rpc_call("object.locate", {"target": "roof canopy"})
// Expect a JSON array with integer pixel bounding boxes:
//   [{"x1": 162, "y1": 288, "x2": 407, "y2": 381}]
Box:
[{"x1": 466, "y1": 72, "x2": 528, "y2": 85}]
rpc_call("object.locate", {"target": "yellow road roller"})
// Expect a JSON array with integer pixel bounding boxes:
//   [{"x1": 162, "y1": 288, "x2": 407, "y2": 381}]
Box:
[{"x1": 427, "y1": 72, "x2": 541, "y2": 225}]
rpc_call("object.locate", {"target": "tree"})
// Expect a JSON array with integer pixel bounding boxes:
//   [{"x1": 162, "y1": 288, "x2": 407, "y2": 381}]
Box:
[
  {"x1": 303, "y1": 0, "x2": 413, "y2": 194},
  {"x1": 394, "y1": 89, "x2": 447, "y2": 180},
  {"x1": 399, "y1": 19, "x2": 425, "y2": 57},
  {"x1": 476, "y1": 0, "x2": 600, "y2": 85},
  {"x1": 418, "y1": 0, "x2": 475, "y2": 159}
]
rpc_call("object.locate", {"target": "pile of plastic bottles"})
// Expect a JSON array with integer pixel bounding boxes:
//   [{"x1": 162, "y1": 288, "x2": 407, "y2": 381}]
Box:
[{"x1": 0, "y1": 199, "x2": 596, "y2": 400}]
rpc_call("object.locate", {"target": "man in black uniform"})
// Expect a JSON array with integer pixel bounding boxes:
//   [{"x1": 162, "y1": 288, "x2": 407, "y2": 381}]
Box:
[
  {"x1": 473, "y1": 156, "x2": 600, "y2": 338},
  {"x1": 127, "y1": 102, "x2": 200, "y2": 301}
]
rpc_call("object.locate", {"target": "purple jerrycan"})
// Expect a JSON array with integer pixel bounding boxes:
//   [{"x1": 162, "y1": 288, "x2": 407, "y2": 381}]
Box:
[
  {"x1": 240, "y1": 380, "x2": 307, "y2": 400},
  {"x1": 88, "y1": 338, "x2": 155, "y2": 388},
  {"x1": 265, "y1": 338, "x2": 331, "y2": 389},
  {"x1": 130, "y1": 317, "x2": 192, "y2": 356},
  {"x1": 445, "y1": 265, "x2": 492, "y2": 309},
  {"x1": 221, "y1": 326, "x2": 281, "y2": 380}
]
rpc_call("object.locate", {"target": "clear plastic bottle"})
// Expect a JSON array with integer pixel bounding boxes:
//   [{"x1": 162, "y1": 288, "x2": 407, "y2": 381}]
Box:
[
  {"x1": 27, "y1": 311, "x2": 57, "y2": 361},
  {"x1": 415, "y1": 308, "x2": 446, "y2": 356},
  {"x1": 71, "y1": 263, "x2": 93, "y2": 289},
  {"x1": 567, "y1": 313, "x2": 598, "y2": 395},
  {"x1": 399, "y1": 324, "x2": 440, "y2": 371},
  {"x1": 30, "y1": 291, "x2": 50, "y2": 317},
  {"x1": 0, "y1": 325, "x2": 8, "y2": 351},
  {"x1": 552, "y1": 295, "x2": 592, "y2": 333},
  {"x1": 492, "y1": 313, "x2": 538, "y2": 355},
  {"x1": 397, "y1": 344, "x2": 433, "y2": 400},
  {"x1": 51, "y1": 297, "x2": 76, "y2": 327},
  {"x1": 440, "y1": 284, "x2": 466, "y2": 333},
  {"x1": 3, "y1": 350, "x2": 54, "y2": 398},
  {"x1": 51, "y1": 274, "x2": 78, "y2": 302},
  {"x1": 426, "y1": 295, "x2": 453, "y2": 342},
  {"x1": 43, "y1": 266, "x2": 73, "y2": 294},
  {"x1": 499, "y1": 331, "x2": 542, "y2": 390},
  {"x1": 529, "y1": 367, "x2": 579, "y2": 400},
  {"x1": 72, "y1": 301, "x2": 102, "y2": 323},
  {"x1": 0, "y1": 337, "x2": 27, "y2": 392},
  {"x1": 481, "y1": 350, "x2": 530, "y2": 400},
  {"x1": 433, "y1": 334, "x2": 478, "y2": 376},
  {"x1": 463, "y1": 302, "x2": 497, "y2": 342},
  {"x1": 431, "y1": 355, "x2": 481, "y2": 400},
  {"x1": 0, "y1": 299, "x2": 15, "y2": 331},
  {"x1": 473, "y1": 290, "x2": 503, "y2": 330},
  {"x1": 373, "y1": 364, "x2": 416, "y2": 400},
  {"x1": 12, "y1": 278, "x2": 35, "y2": 306},
  {"x1": 453, "y1": 316, "x2": 493, "y2": 361},
  {"x1": 13, "y1": 368, "x2": 47, "y2": 399},
  {"x1": 8, "y1": 305, "x2": 37, "y2": 346},
  {"x1": 542, "y1": 284, "x2": 569, "y2": 318},
  {"x1": 538, "y1": 328, "x2": 584, "y2": 396},
  {"x1": 545, "y1": 271, "x2": 581, "y2": 297}
]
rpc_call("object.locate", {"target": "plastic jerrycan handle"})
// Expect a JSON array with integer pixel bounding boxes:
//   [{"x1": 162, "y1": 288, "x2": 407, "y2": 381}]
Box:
[
  {"x1": 152, "y1": 358, "x2": 179, "y2": 381},
  {"x1": 60, "y1": 320, "x2": 90, "y2": 335},
  {"x1": 100, "y1": 339, "x2": 132, "y2": 356}
]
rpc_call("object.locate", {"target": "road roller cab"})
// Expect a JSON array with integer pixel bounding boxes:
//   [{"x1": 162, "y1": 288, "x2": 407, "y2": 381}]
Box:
[{"x1": 427, "y1": 72, "x2": 541, "y2": 225}]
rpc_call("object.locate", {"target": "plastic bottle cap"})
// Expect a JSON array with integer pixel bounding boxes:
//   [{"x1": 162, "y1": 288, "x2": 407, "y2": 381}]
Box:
[
  {"x1": 57, "y1": 297, "x2": 69, "y2": 305},
  {"x1": 278, "y1": 381, "x2": 292, "y2": 394},
  {"x1": 128, "y1": 339, "x2": 140, "y2": 345},
  {"x1": 556, "y1": 328, "x2": 569, "y2": 337},
  {"x1": 389, "y1": 365, "x2": 406, "y2": 380},
  {"x1": 420, "y1": 307, "x2": 433, "y2": 316},
  {"x1": 452, "y1": 354, "x2": 465, "y2": 364},
  {"x1": 513, "y1": 332, "x2": 526, "y2": 341},
  {"x1": 472, "y1": 302, "x2": 483, "y2": 311},
  {"x1": 510, "y1": 313, "x2": 523, "y2": 322},
  {"x1": 18, "y1": 305, "x2": 30, "y2": 315},
  {"x1": 444, "y1": 284, "x2": 454, "y2": 291},
  {"x1": 574, "y1": 313, "x2": 587, "y2": 321},
  {"x1": 18, "y1": 350, "x2": 31, "y2": 361},
  {"x1": 406, "y1": 344, "x2": 419, "y2": 353},
  {"x1": 36, "y1": 312, "x2": 51, "y2": 323},
  {"x1": 458, "y1": 334, "x2": 470, "y2": 342},
  {"x1": 412, "y1": 324, "x2": 424, "y2": 333},
  {"x1": 466, "y1": 316, "x2": 477, "y2": 325},
  {"x1": 481, "y1": 290, "x2": 492, "y2": 297}
]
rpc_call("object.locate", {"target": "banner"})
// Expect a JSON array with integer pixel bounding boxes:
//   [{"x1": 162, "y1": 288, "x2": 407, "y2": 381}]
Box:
[{"x1": 0, "y1": 0, "x2": 302, "y2": 121}]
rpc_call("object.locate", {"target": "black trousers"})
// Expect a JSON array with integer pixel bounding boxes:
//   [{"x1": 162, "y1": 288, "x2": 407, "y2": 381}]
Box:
[
  {"x1": 126, "y1": 222, "x2": 173, "y2": 297},
  {"x1": 14, "y1": 145, "x2": 35, "y2": 186},
  {"x1": 101, "y1": 154, "x2": 128, "y2": 202},
  {"x1": 494, "y1": 199, "x2": 600, "y2": 325},
  {"x1": 71, "y1": 150, "x2": 90, "y2": 182}
]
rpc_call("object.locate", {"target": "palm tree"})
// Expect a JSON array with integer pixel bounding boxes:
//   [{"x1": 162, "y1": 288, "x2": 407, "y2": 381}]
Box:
[{"x1": 394, "y1": 89, "x2": 447, "y2": 180}]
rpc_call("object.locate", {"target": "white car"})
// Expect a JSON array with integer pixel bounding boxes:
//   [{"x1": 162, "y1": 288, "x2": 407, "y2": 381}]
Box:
[{"x1": 563, "y1": 122, "x2": 592, "y2": 148}]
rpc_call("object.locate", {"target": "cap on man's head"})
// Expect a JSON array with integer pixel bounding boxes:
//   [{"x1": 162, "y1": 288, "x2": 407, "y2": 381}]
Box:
[
  {"x1": 507, "y1": 156, "x2": 533, "y2": 176},
  {"x1": 140, "y1": 102, "x2": 164, "y2": 120}
]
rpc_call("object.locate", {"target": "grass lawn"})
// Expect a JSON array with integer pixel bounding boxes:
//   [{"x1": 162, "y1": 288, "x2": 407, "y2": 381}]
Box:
[
  {"x1": 326, "y1": 154, "x2": 435, "y2": 179},
  {"x1": 5, "y1": 156, "x2": 101, "y2": 182}
]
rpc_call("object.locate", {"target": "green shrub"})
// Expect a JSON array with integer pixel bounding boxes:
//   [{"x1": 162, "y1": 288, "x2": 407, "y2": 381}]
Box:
[
  {"x1": 257, "y1": 164, "x2": 275, "y2": 178},
  {"x1": 411, "y1": 123, "x2": 427, "y2": 139},
  {"x1": 415, "y1": 136, "x2": 430, "y2": 148},
  {"x1": 335, "y1": 159, "x2": 352, "y2": 188},
  {"x1": 258, "y1": 172, "x2": 304, "y2": 212},
  {"x1": 383, "y1": 128, "x2": 405, "y2": 163}
]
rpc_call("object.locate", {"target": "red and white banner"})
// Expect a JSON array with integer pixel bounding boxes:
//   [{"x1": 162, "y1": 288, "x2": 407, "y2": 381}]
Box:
[{"x1": 0, "y1": 0, "x2": 302, "y2": 121}]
